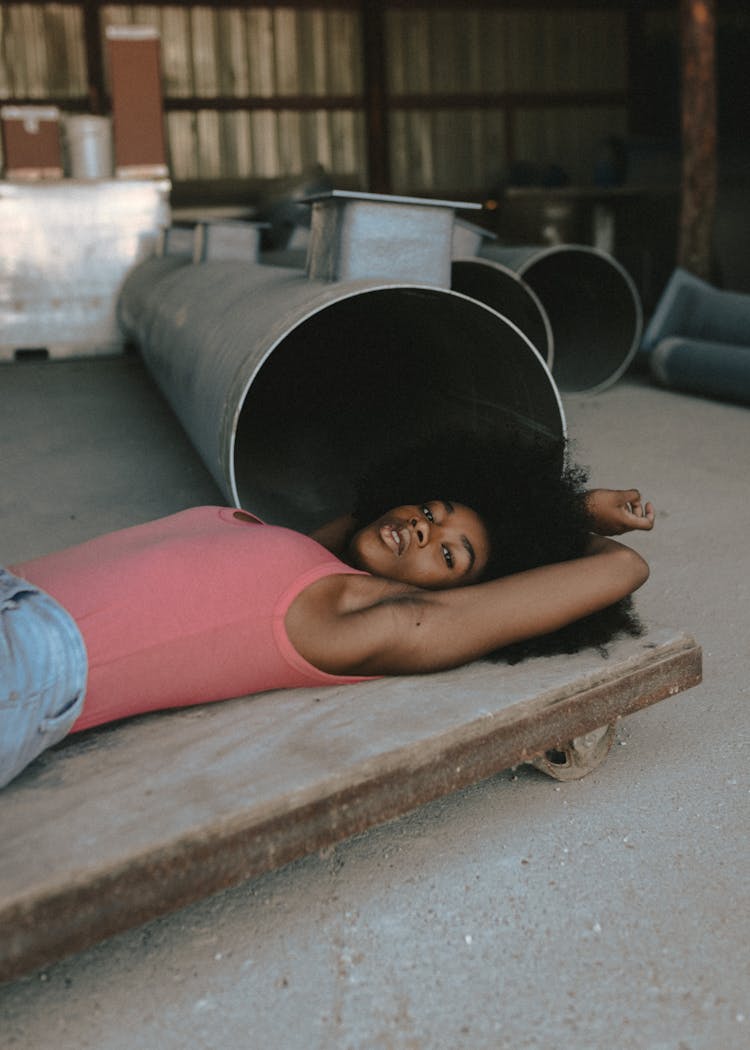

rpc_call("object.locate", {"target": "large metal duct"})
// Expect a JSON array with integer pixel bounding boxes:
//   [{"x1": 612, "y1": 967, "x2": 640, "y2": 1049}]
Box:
[
  {"x1": 451, "y1": 259, "x2": 554, "y2": 370},
  {"x1": 650, "y1": 337, "x2": 750, "y2": 405},
  {"x1": 640, "y1": 267, "x2": 750, "y2": 354},
  {"x1": 638, "y1": 267, "x2": 750, "y2": 405},
  {"x1": 478, "y1": 243, "x2": 643, "y2": 394},
  {"x1": 119, "y1": 193, "x2": 565, "y2": 532}
]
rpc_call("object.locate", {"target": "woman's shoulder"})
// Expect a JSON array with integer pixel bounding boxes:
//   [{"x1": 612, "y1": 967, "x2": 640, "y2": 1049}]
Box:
[{"x1": 293, "y1": 570, "x2": 414, "y2": 617}]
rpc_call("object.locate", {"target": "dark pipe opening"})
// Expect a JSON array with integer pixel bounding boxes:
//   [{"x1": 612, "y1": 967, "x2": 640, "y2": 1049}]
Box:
[
  {"x1": 451, "y1": 260, "x2": 553, "y2": 366},
  {"x1": 233, "y1": 287, "x2": 563, "y2": 531},
  {"x1": 518, "y1": 248, "x2": 641, "y2": 393},
  {"x1": 14, "y1": 348, "x2": 50, "y2": 361}
]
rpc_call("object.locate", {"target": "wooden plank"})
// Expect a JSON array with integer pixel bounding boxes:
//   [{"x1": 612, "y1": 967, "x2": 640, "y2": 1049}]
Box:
[
  {"x1": 165, "y1": 109, "x2": 197, "y2": 179},
  {"x1": 0, "y1": 627, "x2": 701, "y2": 982},
  {"x1": 222, "y1": 108, "x2": 252, "y2": 176},
  {"x1": 273, "y1": 6, "x2": 300, "y2": 96},
  {"x1": 326, "y1": 7, "x2": 361, "y2": 96},
  {"x1": 249, "y1": 108, "x2": 280, "y2": 176},
  {"x1": 195, "y1": 107, "x2": 221, "y2": 176},
  {"x1": 160, "y1": 5, "x2": 193, "y2": 98},
  {"x1": 190, "y1": 5, "x2": 219, "y2": 97},
  {"x1": 217, "y1": 7, "x2": 249, "y2": 98},
  {"x1": 246, "y1": 6, "x2": 276, "y2": 97}
]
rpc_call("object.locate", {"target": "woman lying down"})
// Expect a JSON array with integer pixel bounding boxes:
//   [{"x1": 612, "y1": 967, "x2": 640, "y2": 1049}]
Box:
[{"x1": 0, "y1": 432, "x2": 654, "y2": 788}]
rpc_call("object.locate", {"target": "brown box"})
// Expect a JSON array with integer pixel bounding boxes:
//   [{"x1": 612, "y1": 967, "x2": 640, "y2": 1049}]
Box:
[
  {"x1": 1, "y1": 106, "x2": 63, "y2": 179},
  {"x1": 106, "y1": 25, "x2": 168, "y2": 178}
]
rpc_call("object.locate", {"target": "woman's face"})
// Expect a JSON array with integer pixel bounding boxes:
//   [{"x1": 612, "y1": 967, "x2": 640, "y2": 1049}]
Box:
[{"x1": 346, "y1": 500, "x2": 490, "y2": 589}]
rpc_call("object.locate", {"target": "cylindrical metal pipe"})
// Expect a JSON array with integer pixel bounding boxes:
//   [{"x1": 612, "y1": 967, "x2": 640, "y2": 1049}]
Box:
[
  {"x1": 641, "y1": 266, "x2": 750, "y2": 354},
  {"x1": 451, "y1": 258, "x2": 554, "y2": 369},
  {"x1": 650, "y1": 336, "x2": 750, "y2": 405},
  {"x1": 479, "y1": 243, "x2": 643, "y2": 393},
  {"x1": 119, "y1": 258, "x2": 565, "y2": 532}
]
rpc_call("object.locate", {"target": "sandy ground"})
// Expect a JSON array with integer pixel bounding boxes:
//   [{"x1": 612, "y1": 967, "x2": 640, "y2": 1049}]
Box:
[{"x1": 0, "y1": 355, "x2": 748, "y2": 1049}]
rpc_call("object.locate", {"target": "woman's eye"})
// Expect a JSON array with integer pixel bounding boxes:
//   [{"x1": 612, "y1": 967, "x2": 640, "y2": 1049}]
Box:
[
  {"x1": 422, "y1": 504, "x2": 434, "y2": 522},
  {"x1": 442, "y1": 545, "x2": 454, "y2": 568}
]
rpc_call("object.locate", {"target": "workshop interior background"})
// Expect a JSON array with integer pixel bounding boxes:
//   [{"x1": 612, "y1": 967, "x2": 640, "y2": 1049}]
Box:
[{"x1": 1, "y1": 0, "x2": 748, "y2": 315}]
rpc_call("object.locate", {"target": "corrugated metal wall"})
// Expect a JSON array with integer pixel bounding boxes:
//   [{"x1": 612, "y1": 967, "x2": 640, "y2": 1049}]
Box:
[
  {"x1": 100, "y1": 4, "x2": 365, "y2": 179},
  {"x1": 0, "y1": 2, "x2": 632, "y2": 194},
  {"x1": 0, "y1": 4, "x2": 88, "y2": 98},
  {"x1": 385, "y1": 6, "x2": 628, "y2": 191}
]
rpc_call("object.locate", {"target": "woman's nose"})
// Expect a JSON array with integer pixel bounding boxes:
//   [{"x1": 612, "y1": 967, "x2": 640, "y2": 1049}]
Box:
[{"x1": 410, "y1": 515, "x2": 431, "y2": 546}]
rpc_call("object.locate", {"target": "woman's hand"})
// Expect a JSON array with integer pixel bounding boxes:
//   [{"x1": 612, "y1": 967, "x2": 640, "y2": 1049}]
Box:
[{"x1": 585, "y1": 489, "x2": 655, "y2": 536}]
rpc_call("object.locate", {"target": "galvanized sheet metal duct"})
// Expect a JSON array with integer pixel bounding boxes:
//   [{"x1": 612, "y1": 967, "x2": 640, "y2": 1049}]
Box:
[
  {"x1": 451, "y1": 258, "x2": 554, "y2": 370},
  {"x1": 479, "y1": 243, "x2": 643, "y2": 394},
  {"x1": 119, "y1": 257, "x2": 564, "y2": 532},
  {"x1": 640, "y1": 266, "x2": 750, "y2": 354},
  {"x1": 650, "y1": 336, "x2": 750, "y2": 405}
]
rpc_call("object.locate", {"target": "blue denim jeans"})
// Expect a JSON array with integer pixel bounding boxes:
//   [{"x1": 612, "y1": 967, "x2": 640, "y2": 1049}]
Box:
[{"x1": 0, "y1": 567, "x2": 88, "y2": 788}]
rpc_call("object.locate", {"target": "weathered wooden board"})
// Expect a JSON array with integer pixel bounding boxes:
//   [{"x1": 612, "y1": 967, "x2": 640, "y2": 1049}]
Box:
[{"x1": 0, "y1": 627, "x2": 701, "y2": 983}]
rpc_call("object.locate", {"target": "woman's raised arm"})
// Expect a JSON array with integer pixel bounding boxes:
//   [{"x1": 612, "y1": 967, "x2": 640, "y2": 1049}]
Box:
[{"x1": 287, "y1": 536, "x2": 650, "y2": 677}]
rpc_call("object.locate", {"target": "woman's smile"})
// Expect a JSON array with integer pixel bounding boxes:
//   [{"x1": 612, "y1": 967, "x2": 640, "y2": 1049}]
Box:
[{"x1": 380, "y1": 522, "x2": 411, "y2": 556}]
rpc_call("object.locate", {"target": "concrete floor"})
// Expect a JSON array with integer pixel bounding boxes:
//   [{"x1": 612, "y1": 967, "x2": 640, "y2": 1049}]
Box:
[{"x1": 0, "y1": 354, "x2": 748, "y2": 1049}]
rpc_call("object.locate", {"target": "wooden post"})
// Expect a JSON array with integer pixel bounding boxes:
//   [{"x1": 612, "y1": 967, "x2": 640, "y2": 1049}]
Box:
[
  {"x1": 361, "y1": 1, "x2": 390, "y2": 194},
  {"x1": 678, "y1": 0, "x2": 717, "y2": 280},
  {"x1": 82, "y1": 0, "x2": 106, "y2": 114}
]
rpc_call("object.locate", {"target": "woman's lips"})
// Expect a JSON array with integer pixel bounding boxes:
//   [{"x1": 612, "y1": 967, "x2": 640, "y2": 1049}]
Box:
[{"x1": 380, "y1": 523, "x2": 410, "y2": 556}]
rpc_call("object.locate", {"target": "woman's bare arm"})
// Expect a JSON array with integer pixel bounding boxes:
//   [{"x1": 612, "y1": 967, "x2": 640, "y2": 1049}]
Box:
[{"x1": 287, "y1": 536, "x2": 650, "y2": 677}]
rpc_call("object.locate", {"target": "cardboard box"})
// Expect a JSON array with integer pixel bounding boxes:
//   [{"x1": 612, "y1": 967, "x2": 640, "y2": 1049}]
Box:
[
  {"x1": 106, "y1": 25, "x2": 168, "y2": 178},
  {"x1": 1, "y1": 106, "x2": 63, "y2": 179}
]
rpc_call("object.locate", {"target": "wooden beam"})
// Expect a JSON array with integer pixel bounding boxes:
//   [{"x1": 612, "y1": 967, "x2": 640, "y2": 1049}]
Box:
[
  {"x1": 389, "y1": 91, "x2": 628, "y2": 110},
  {"x1": 82, "y1": 1, "x2": 106, "y2": 114},
  {"x1": 678, "y1": 0, "x2": 717, "y2": 279},
  {"x1": 361, "y1": 0, "x2": 390, "y2": 193}
]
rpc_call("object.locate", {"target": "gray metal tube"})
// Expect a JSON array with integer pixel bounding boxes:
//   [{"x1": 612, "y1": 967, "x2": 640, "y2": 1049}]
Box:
[
  {"x1": 650, "y1": 336, "x2": 750, "y2": 405},
  {"x1": 118, "y1": 259, "x2": 565, "y2": 532},
  {"x1": 451, "y1": 258, "x2": 554, "y2": 368},
  {"x1": 641, "y1": 267, "x2": 750, "y2": 354},
  {"x1": 480, "y1": 243, "x2": 643, "y2": 393}
]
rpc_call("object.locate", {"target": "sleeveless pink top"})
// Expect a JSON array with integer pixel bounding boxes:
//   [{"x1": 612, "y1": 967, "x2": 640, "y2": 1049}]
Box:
[{"x1": 13, "y1": 507, "x2": 372, "y2": 731}]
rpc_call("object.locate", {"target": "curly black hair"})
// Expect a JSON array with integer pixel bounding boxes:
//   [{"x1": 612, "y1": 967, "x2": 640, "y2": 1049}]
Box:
[{"x1": 351, "y1": 426, "x2": 643, "y2": 663}]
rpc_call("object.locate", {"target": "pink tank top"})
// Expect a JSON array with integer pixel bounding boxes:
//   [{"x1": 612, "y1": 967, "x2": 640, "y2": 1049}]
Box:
[{"x1": 14, "y1": 507, "x2": 372, "y2": 731}]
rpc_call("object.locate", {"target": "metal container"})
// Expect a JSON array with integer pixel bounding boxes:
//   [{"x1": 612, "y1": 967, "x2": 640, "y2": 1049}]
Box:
[
  {"x1": 63, "y1": 115, "x2": 113, "y2": 179},
  {"x1": 0, "y1": 179, "x2": 170, "y2": 360},
  {"x1": 451, "y1": 258, "x2": 554, "y2": 368},
  {"x1": 305, "y1": 190, "x2": 481, "y2": 287},
  {"x1": 479, "y1": 243, "x2": 643, "y2": 393},
  {"x1": 119, "y1": 258, "x2": 565, "y2": 530},
  {"x1": 451, "y1": 219, "x2": 495, "y2": 260},
  {"x1": 192, "y1": 220, "x2": 263, "y2": 263}
]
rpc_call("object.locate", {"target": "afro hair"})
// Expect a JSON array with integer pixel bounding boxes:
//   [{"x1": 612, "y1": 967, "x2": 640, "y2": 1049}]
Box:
[{"x1": 351, "y1": 426, "x2": 643, "y2": 662}]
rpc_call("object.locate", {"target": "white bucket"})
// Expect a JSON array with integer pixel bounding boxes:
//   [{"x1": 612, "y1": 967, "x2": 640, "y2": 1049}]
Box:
[{"x1": 64, "y1": 116, "x2": 113, "y2": 179}]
